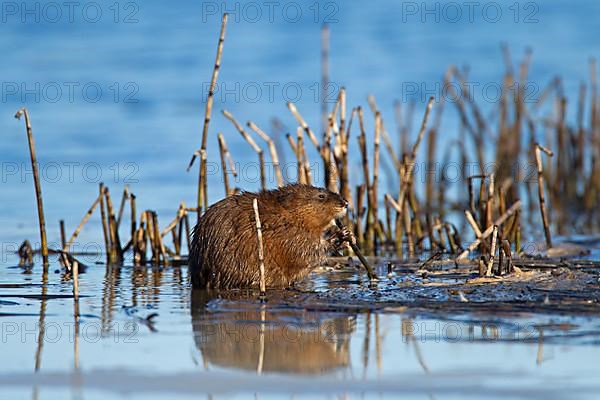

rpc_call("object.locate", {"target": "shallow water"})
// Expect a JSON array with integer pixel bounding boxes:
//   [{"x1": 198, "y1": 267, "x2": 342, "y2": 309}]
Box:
[{"x1": 2, "y1": 254, "x2": 600, "y2": 399}]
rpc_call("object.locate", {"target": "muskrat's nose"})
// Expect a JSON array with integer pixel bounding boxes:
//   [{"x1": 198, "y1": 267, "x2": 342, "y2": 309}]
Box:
[{"x1": 342, "y1": 199, "x2": 348, "y2": 208}]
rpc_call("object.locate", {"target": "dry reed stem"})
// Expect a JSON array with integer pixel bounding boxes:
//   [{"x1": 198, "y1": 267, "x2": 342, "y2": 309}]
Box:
[
  {"x1": 287, "y1": 102, "x2": 320, "y2": 152},
  {"x1": 59, "y1": 220, "x2": 66, "y2": 249},
  {"x1": 247, "y1": 121, "x2": 284, "y2": 187},
  {"x1": 130, "y1": 194, "x2": 137, "y2": 250},
  {"x1": 188, "y1": 13, "x2": 228, "y2": 214},
  {"x1": 98, "y1": 183, "x2": 111, "y2": 260},
  {"x1": 217, "y1": 133, "x2": 231, "y2": 195},
  {"x1": 72, "y1": 260, "x2": 79, "y2": 302},
  {"x1": 64, "y1": 194, "x2": 102, "y2": 252},
  {"x1": 15, "y1": 108, "x2": 48, "y2": 267},
  {"x1": 252, "y1": 198, "x2": 266, "y2": 296},
  {"x1": 295, "y1": 127, "x2": 306, "y2": 183},
  {"x1": 104, "y1": 187, "x2": 123, "y2": 263},
  {"x1": 222, "y1": 109, "x2": 266, "y2": 189},
  {"x1": 116, "y1": 186, "x2": 130, "y2": 228},
  {"x1": 535, "y1": 143, "x2": 554, "y2": 248},
  {"x1": 485, "y1": 225, "x2": 498, "y2": 276},
  {"x1": 457, "y1": 200, "x2": 521, "y2": 260}
]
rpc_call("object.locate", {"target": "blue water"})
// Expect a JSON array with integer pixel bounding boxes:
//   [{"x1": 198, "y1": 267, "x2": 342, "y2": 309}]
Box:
[
  {"x1": 1, "y1": 1, "x2": 600, "y2": 398},
  {"x1": 1, "y1": 0, "x2": 599, "y2": 247}
]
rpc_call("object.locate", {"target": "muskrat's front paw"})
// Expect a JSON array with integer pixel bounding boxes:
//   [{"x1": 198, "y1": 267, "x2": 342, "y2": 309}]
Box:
[{"x1": 338, "y1": 227, "x2": 355, "y2": 245}]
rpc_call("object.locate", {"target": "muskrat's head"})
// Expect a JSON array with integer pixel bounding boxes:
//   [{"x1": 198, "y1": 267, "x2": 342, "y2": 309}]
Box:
[{"x1": 275, "y1": 184, "x2": 348, "y2": 231}]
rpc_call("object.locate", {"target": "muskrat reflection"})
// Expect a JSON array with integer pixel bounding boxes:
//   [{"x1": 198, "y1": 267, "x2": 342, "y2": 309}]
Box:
[{"x1": 191, "y1": 290, "x2": 356, "y2": 374}]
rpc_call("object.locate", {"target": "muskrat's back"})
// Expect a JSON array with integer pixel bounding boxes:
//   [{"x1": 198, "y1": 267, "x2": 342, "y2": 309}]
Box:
[{"x1": 190, "y1": 184, "x2": 348, "y2": 289}]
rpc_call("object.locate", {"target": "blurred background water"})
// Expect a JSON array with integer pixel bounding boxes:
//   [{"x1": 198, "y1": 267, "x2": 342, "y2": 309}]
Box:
[{"x1": 1, "y1": 0, "x2": 599, "y2": 251}]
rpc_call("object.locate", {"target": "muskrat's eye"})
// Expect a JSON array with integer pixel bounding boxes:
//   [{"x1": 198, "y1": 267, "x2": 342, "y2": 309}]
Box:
[{"x1": 318, "y1": 193, "x2": 326, "y2": 200}]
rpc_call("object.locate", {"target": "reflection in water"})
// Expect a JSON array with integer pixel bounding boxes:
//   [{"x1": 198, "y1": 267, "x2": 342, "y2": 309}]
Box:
[{"x1": 191, "y1": 290, "x2": 356, "y2": 374}]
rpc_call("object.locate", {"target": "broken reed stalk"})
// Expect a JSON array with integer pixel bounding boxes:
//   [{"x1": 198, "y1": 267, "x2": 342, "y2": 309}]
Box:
[
  {"x1": 222, "y1": 110, "x2": 266, "y2": 190},
  {"x1": 15, "y1": 108, "x2": 48, "y2": 267},
  {"x1": 130, "y1": 193, "x2": 137, "y2": 250},
  {"x1": 72, "y1": 260, "x2": 79, "y2": 302},
  {"x1": 64, "y1": 194, "x2": 102, "y2": 252},
  {"x1": 252, "y1": 198, "x2": 267, "y2": 298},
  {"x1": 247, "y1": 121, "x2": 284, "y2": 187},
  {"x1": 98, "y1": 183, "x2": 111, "y2": 261},
  {"x1": 287, "y1": 102, "x2": 320, "y2": 152},
  {"x1": 372, "y1": 112, "x2": 381, "y2": 248},
  {"x1": 397, "y1": 97, "x2": 435, "y2": 214},
  {"x1": 104, "y1": 187, "x2": 123, "y2": 264},
  {"x1": 59, "y1": 220, "x2": 66, "y2": 249},
  {"x1": 217, "y1": 133, "x2": 231, "y2": 195},
  {"x1": 335, "y1": 219, "x2": 378, "y2": 281},
  {"x1": 535, "y1": 143, "x2": 554, "y2": 249},
  {"x1": 296, "y1": 126, "x2": 307, "y2": 184},
  {"x1": 116, "y1": 186, "x2": 130, "y2": 228},
  {"x1": 457, "y1": 200, "x2": 521, "y2": 260},
  {"x1": 188, "y1": 13, "x2": 228, "y2": 215},
  {"x1": 357, "y1": 107, "x2": 373, "y2": 250},
  {"x1": 485, "y1": 225, "x2": 498, "y2": 276}
]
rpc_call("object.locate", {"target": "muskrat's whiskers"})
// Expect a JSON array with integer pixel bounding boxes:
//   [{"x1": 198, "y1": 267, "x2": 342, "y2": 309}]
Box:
[{"x1": 14, "y1": 108, "x2": 49, "y2": 268}]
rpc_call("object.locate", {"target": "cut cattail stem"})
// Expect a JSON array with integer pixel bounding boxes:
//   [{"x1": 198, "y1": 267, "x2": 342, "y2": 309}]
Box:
[
  {"x1": 15, "y1": 108, "x2": 48, "y2": 267},
  {"x1": 248, "y1": 121, "x2": 284, "y2": 187},
  {"x1": 104, "y1": 187, "x2": 123, "y2": 264},
  {"x1": 217, "y1": 133, "x2": 231, "y2": 196},
  {"x1": 64, "y1": 194, "x2": 102, "y2": 252},
  {"x1": 287, "y1": 102, "x2": 320, "y2": 152},
  {"x1": 188, "y1": 13, "x2": 228, "y2": 214},
  {"x1": 252, "y1": 199, "x2": 267, "y2": 299},
  {"x1": 59, "y1": 220, "x2": 67, "y2": 250},
  {"x1": 535, "y1": 143, "x2": 554, "y2": 249},
  {"x1": 296, "y1": 126, "x2": 307, "y2": 184},
  {"x1": 72, "y1": 260, "x2": 79, "y2": 302},
  {"x1": 457, "y1": 201, "x2": 521, "y2": 260},
  {"x1": 115, "y1": 186, "x2": 129, "y2": 229},
  {"x1": 98, "y1": 183, "x2": 111, "y2": 261},
  {"x1": 485, "y1": 225, "x2": 498, "y2": 276},
  {"x1": 222, "y1": 110, "x2": 266, "y2": 190},
  {"x1": 130, "y1": 194, "x2": 137, "y2": 250}
]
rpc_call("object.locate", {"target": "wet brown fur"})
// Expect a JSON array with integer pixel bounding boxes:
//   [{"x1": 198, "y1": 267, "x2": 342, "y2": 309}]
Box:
[{"x1": 190, "y1": 184, "x2": 348, "y2": 289}]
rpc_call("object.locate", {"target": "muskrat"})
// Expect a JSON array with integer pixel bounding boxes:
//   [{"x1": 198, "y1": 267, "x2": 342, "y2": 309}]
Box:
[{"x1": 190, "y1": 184, "x2": 350, "y2": 289}]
